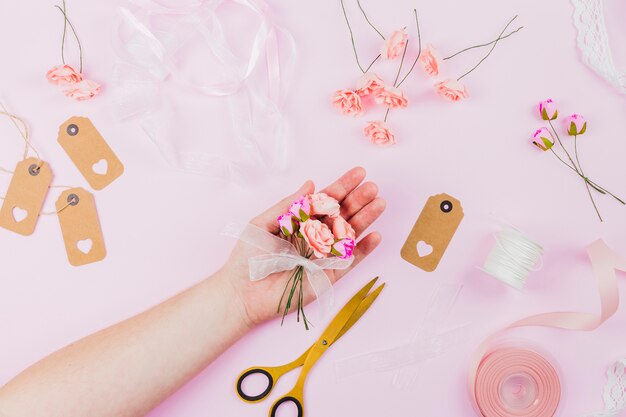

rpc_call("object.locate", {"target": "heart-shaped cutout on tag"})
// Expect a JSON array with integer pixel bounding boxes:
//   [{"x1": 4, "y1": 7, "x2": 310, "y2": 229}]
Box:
[
  {"x1": 92, "y1": 159, "x2": 108, "y2": 175},
  {"x1": 416, "y1": 240, "x2": 433, "y2": 257},
  {"x1": 12, "y1": 206, "x2": 28, "y2": 222},
  {"x1": 77, "y1": 238, "x2": 93, "y2": 254}
]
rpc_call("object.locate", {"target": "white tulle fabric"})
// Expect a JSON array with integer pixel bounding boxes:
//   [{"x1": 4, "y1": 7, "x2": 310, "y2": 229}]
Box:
[
  {"x1": 572, "y1": 0, "x2": 626, "y2": 94},
  {"x1": 112, "y1": 0, "x2": 296, "y2": 183},
  {"x1": 582, "y1": 359, "x2": 626, "y2": 417},
  {"x1": 223, "y1": 223, "x2": 353, "y2": 318}
]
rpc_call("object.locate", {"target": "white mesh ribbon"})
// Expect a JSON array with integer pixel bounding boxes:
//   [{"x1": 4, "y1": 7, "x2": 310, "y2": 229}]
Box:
[
  {"x1": 223, "y1": 223, "x2": 353, "y2": 318},
  {"x1": 111, "y1": 0, "x2": 296, "y2": 184}
]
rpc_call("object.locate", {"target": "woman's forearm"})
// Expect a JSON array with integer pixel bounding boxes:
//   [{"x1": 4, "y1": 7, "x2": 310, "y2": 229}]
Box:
[{"x1": 0, "y1": 270, "x2": 250, "y2": 417}]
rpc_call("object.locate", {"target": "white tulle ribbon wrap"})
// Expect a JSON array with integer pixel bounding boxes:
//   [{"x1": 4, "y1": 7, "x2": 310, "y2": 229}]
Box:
[
  {"x1": 111, "y1": 0, "x2": 296, "y2": 183},
  {"x1": 223, "y1": 223, "x2": 353, "y2": 318}
]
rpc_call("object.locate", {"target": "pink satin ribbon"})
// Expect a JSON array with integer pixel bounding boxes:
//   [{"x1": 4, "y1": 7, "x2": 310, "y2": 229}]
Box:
[{"x1": 469, "y1": 239, "x2": 626, "y2": 417}]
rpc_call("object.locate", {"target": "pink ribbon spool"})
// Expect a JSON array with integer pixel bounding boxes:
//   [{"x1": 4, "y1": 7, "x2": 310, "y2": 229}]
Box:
[
  {"x1": 469, "y1": 239, "x2": 626, "y2": 417},
  {"x1": 474, "y1": 347, "x2": 560, "y2": 417}
]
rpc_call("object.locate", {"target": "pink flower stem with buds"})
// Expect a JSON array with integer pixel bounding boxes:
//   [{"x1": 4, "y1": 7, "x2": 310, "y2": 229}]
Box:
[
  {"x1": 54, "y1": 0, "x2": 83, "y2": 73},
  {"x1": 442, "y1": 25, "x2": 524, "y2": 61},
  {"x1": 457, "y1": 15, "x2": 518, "y2": 82}
]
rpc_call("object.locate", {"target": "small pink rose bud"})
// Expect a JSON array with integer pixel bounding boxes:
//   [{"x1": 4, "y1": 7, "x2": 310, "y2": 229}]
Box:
[
  {"x1": 331, "y1": 238, "x2": 355, "y2": 259},
  {"x1": 566, "y1": 114, "x2": 587, "y2": 135},
  {"x1": 532, "y1": 127, "x2": 554, "y2": 151},
  {"x1": 539, "y1": 99, "x2": 558, "y2": 120},
  {"x1": 288, "y1": 197, "x2": 311, "y2": 221},
  {"x1": 277, "y1": 213, "x2": 296, "y2": 236}
]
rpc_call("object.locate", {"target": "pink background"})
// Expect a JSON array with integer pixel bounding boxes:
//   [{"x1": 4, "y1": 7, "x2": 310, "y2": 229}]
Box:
[{"x1": 1, "y1": 0, "x2": 626, "y2": 416}]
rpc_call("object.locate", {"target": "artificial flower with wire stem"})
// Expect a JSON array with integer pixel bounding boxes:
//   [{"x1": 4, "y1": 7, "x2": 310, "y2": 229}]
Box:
[
  {"x1": 531, "y1": 99, "x2": 624, "y2": 221},
  {"x1": 46, "y1": 0, "x2": 101, "y2": 100}
]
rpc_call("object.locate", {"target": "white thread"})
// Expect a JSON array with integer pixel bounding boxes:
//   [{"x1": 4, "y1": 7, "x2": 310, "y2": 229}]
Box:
[{"x1": 480, "y1": 228, "x2": 543, "y2": 290}]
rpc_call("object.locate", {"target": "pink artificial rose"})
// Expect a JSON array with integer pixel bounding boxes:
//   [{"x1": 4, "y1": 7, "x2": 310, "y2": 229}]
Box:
[
  {"x1": 356, "y1": 73, "x2": 385, "y2": 96},
  {"x1": 332, "y1": 89, "x2": 363, "y2": 116},
  {"x1": 46, "y1": 64, "x2": 83, "y2": 85},
  {"x1": 566, "y1": 114, "x2": 587, "y2": 135},
  {"x1": 364, "y1": 121, "x2": 396, "y2": 146},
  {"x1": 418, "y1": 44, "x2": 442, "y2": 77},
  {"x1": 374, "y1": 86, "x2": 408, "y2": 109},
  {"x1": 332, "y1": 216, "x2": 355, "y2": 240},
  {"x1": 331, "y1": 238, "x2": 356, "y2": 259},
  {"x1": 277, "y1": 213, "x2": 296, "y2": 236},
  {"x1": 532, "y1": 127, "x2": 554, "y2": 151},
  {"x1": 434, "y1": 79, "x2": 468, "y2": 102},
  {"x1": 307, "y1": 193, "x2": 340, "y2": 217},
  {"x1": 539, "y1": 99, "x2": 558, "y2": 121},
  {"x1": 382, "y1": 28, "x2": 408, "y2": 59},
  {"x1": 63, "y1": 79, "x2": 101, "y2": 101},
  {"x1": 300, "y1": 219, "x2": 335, "y2": 258},
  {"x1": 289, "y1": 196, "x2": 311, "y2": 221}
]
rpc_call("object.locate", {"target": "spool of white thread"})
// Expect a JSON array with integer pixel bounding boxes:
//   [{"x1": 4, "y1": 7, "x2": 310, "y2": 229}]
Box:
[{"x1": 481, "y1": 228, "x2": 543, "y2": 290}]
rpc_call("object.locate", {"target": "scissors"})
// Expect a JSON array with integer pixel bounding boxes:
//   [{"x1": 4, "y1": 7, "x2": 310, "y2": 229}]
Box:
[{"x1": 236, "y1": 277, "x2": 385, "y2": 417}]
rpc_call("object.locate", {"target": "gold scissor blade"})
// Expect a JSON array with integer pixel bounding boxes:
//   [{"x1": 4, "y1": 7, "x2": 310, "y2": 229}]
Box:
[
  {"x1": 318, "y1": 277, "x2": 380, "y2": 347},
  {"x1": 333, "y1": 282, "x2": 385, "y2": 343}
]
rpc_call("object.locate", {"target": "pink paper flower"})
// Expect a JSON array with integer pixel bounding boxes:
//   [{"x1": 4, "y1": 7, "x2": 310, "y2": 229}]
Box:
[
  {"x1": 277, "y1": 213, "x2": 296, "y2": 236},
  {"x1": 332, "y1": 216, "x2": 355, "y2": 240},
  {"x1": 331, "y1": 238, "x2": 355, "y2": 259},
  {"x1": 418, "y1": 44, "x2": 442, "y2": 77},
  {"x1": 307, "y1": 193, "x2": 340, "y2": 217},
  {"x1": 532, "y1": 127, "x2": 554, "y2": 151},
  {"x1": 300, "y1": 219, "x2": 335, "y2": 258},
  {"x1": 382, "y1": 28, "x2": 408, "y2": 59},
  {"x1": 434, "y1": 79, "x2": 468, "y2": 102},
  {"x1": 289, "y1": 196, "x2": 311, "y2": 221},
  {"x1": 332, "y1": 89, "x2": 363, "y2": 116},
  {"x1": 539, "y1": 99, "x2": 558, "y2": 121},
  {"x1": 364, "y1": 121, "x2": 396, "y2": 146},
  {"x1": 46, "y1": 64, "x2": 83, "y2": 85},
  {"x1": 63, "y1": 79, "x2": 101, "y2": 101},
  {"x1": 374, "y1": 86, "x2": 408, "y2": 109},
  {"x1": 566, "y1": 114, "x2": 587, "y2": 135},
  {"x1": 356, "y1": 73, "x2": 385, "y2": 96}
]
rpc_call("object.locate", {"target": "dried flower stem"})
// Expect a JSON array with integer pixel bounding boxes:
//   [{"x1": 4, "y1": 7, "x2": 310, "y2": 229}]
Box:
[
  {"x1": 55, "y1": 1, "x2": 83, "y2": 73},
  {"x1": 457, "y1": 15, "x2": 518, "y2": 81},
  {"x1": 443, "y1": 26, "x2": 524, "y2": 60},
  {"x1": 356, "y1": 0, "x2": 385, "y2": 40},
  {"x1": 574, "y1": 134, "x2": 602, "y2": 221},
  {"x1": 396, "y1": 9, "x2": 422, "y2": 88}
]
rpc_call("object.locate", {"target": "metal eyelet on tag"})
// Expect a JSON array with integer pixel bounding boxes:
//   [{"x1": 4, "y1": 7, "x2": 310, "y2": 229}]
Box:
[
  {"x1": 57, "y1": 117, "x2": 124, "y2": 190},
  {"x1": 0, "y1": 158, "x2": 53, "y2": 236},
  {"x1": 56, "y1": 187, "x2": 106, "y2": 266},
  {"x1": 401, "y1": 193, "x2": 464, "y2": 272}
]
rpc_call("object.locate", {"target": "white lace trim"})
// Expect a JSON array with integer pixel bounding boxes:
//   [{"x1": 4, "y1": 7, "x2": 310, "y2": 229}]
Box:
[
  {"x1": 582, "y1": 358, "x2": 626, "y2": 417},
  {"x1": 572, "y1": 0, "x2": 626, "y2": 94}
]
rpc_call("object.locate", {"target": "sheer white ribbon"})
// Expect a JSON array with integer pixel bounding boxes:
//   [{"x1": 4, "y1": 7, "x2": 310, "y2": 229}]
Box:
[
  {"x1": 111, "y1": 0, "x2": 296, "y2": 183},
  {"x1": 223, "y1": 223, "x2": 353, "y2": 318}
]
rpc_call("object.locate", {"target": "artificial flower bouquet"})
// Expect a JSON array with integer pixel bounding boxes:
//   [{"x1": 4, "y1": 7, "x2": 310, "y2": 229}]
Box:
[
  {"x1": 276, "y1": 193, "x2": 356, "y2": 329},
  {"x1": 531, "y1": 99, "x2": 624, "y2": 221}
]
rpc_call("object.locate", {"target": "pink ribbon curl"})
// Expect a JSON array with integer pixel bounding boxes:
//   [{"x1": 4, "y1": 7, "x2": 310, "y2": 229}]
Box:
[{"x1": 469, "y1": 239, "x2": 626, "y2": 417}]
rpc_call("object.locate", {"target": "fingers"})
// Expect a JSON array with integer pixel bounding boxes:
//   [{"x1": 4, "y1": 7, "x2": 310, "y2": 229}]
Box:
[
  {"x1": 349, "y1": 197, "x2": 386, "y2": 238},
  {"x1": 319, "y1": 167, "x2": 366, "y2": 204},
  {"x1": 333, "y1": 232, "x2": 382, "y2": 282},
  {"x1": 251, "y1": 180, "x2": 315, "y2": 233},
  {"x1": 340, "y1": 181, "x2": 378, "y2": 220}
]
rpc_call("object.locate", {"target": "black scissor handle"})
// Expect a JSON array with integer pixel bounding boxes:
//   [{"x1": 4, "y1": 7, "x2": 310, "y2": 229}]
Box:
[
  {"x1": 236, "y1": 368, "x2": 274, "y2": 402},
  {"x1": 270, "y1": 396, "x2": 303, "y2": 417}
]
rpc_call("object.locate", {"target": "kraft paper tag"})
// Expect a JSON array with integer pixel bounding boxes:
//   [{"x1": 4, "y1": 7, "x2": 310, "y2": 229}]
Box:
[
  {"x1": 0, "y1": 158, "x2": 53, "y2": 236},
  {"x1": 401, "y1": 193, "x2": 464, "y2": 272},
  {"x1": 56, "y1": 187, "x2": 106, "y2": 266},
  {"x1": 57, "y1": 116, "x2": 124, "y2": 190}
]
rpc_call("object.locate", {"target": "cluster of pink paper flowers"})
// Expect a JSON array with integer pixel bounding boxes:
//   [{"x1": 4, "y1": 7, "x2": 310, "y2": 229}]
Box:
[
  {"x1": 332, "y1": 28, "x2": 469, "y2": 147},
  {"x1": 46, "y1": 64, "x2": 100, "y2": 101},
  {"x1": 277, "y1": 193, "x2": 356, "y2": 259}
]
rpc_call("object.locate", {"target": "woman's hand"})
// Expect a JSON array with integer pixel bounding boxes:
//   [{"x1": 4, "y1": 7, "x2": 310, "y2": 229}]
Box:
[{"x1": 221, "y1": 167, "x2": 386, "y2": 327}]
